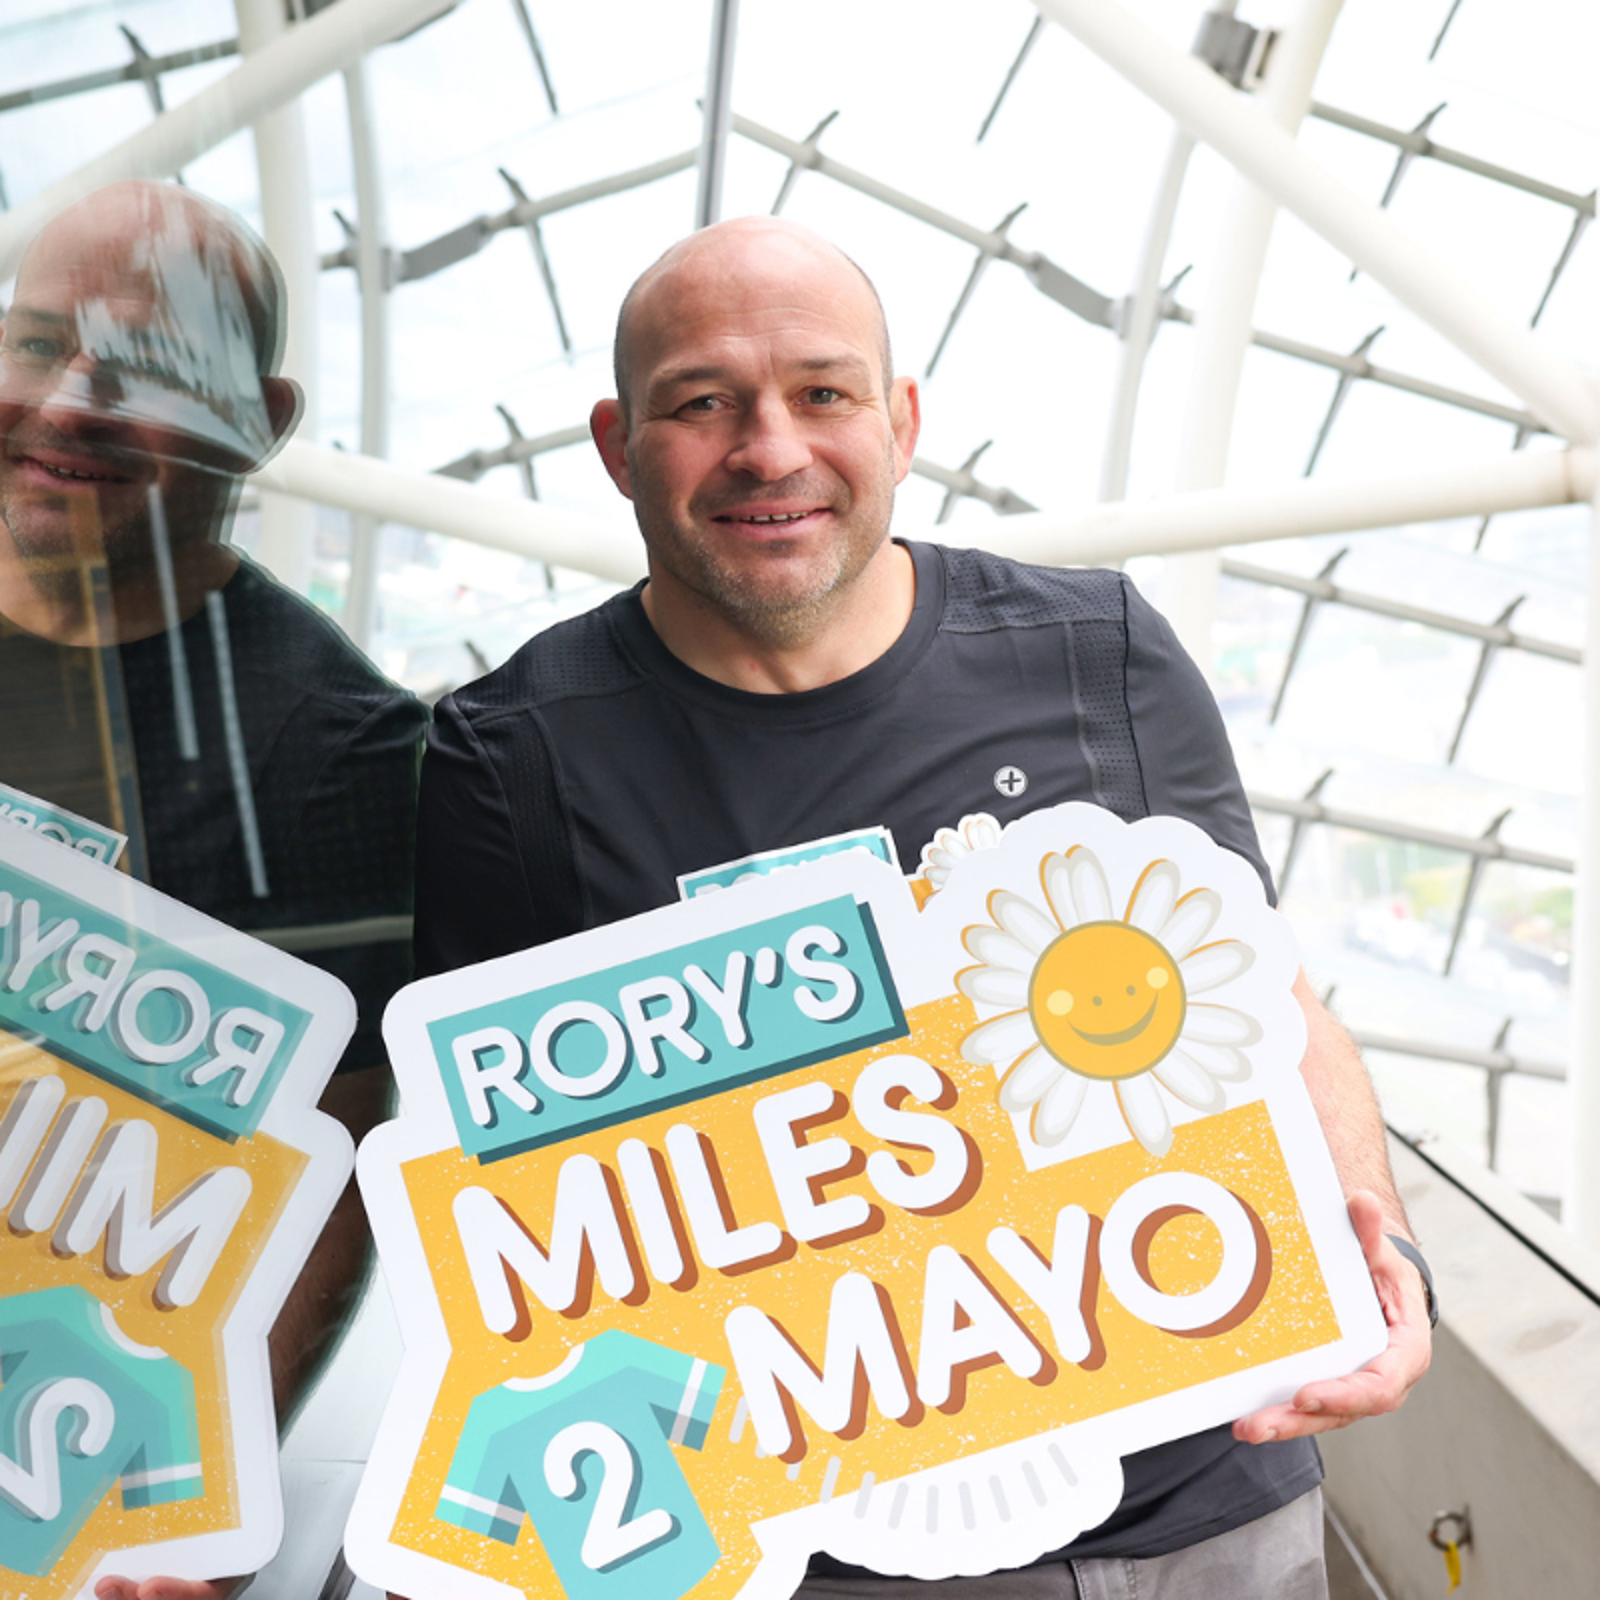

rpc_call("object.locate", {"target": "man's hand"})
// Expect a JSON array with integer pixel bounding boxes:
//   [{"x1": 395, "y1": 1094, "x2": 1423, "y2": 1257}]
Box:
[
  {"x1": 94, "y1": 1578, "x2": 242, "y2": 1600},
  {"x1": 1233, "y1": 1190, "x2": 1432, "y2": 1444}
]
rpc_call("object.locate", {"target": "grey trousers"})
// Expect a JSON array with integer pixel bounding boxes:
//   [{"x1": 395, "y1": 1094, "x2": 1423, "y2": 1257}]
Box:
[{"x1": 798, "y1": 1487, "x2": 1328, "y2": 1600}]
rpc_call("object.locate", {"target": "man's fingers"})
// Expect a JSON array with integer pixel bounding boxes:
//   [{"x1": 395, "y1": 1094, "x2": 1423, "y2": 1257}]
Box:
[{"x1": 94, "y1": 1579, "x2": 241, "y2": 1600}]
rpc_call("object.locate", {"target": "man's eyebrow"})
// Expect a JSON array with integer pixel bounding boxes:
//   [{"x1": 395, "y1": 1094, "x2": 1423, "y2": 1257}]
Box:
[
  {"x1": 649, "y1": 352, "x2": 875, "y2": 392},
  {"x1": 4, "y1": 305, "x2": 69, "y2": 327}
]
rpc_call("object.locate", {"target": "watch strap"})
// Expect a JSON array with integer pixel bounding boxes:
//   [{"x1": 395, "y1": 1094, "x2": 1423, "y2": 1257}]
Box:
[{"x1": 1387, "y1": 1234, "x2": 1439, "y2": 1327}]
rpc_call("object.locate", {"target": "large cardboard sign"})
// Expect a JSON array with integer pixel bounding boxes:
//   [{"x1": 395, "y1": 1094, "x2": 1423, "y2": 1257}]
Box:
[
  {"x1": 349, "y1": 803, "x2": 1385, "y2": 1600},
  {"x1": 0, "y1": 824, "x2": 355, "y2": 1598}
]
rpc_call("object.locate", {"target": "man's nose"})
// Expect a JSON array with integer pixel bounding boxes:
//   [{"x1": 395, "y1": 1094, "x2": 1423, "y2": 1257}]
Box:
[{"x1": 725, "y1": 396, "x2": 813, "y2": 481}]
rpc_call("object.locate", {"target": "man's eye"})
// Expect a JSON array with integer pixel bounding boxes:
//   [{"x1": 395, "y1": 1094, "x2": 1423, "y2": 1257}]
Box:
[
  {"x1": 679, "y1": 395, "x2": 720, "y2": 414},
  {"x1": 5, "y1": 336, "x2": 62, "y2": 364},
  {"x1": 805, "y1": 387, "x2": 843, "y2": 405}
]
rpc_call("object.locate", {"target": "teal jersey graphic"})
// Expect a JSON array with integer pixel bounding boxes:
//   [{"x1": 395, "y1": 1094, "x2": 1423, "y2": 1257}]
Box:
[
  {"x1": 0, "y1": 1286, "x2": 202, "y2": 1577},
  {"x1": 436, "y1": 1329, "x2": 724, "y2": 1600}
]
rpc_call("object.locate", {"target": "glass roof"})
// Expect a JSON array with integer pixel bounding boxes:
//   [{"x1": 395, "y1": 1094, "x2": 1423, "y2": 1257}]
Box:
[{"x1": 1, "y1": 0, "x2": 1593, "y2": 1208}]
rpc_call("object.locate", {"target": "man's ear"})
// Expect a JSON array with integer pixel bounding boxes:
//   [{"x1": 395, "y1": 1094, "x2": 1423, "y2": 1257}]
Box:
[
  {"x1": 590, "y1": 399, "x2": 635, "y2": 500},
  {"x1": 888, "y1": 376, "x2": 921, "y2": 483},
  {"x1": 252, "y1": 376, "x2": 304, "y2": 469}
]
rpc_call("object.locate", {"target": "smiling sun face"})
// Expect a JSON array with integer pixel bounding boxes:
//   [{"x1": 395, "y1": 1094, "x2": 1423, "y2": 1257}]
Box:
[
  {"x1": 958, "y1": 846, "x2": 1261, "y2": 1158},
  {"x1": 1028, "y1": 922, "x2": 1185, "y2": 1081}
]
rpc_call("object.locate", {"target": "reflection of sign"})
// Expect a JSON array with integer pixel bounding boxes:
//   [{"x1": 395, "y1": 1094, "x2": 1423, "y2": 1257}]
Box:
[
  {"x1": 0, "y1": 825, "x2": 355, "y2": 1599},
  {"x1": 0, "y1": 862, "x2": 311, "y2": 1141},
  {"x1": 349, "y1": 803, "x2": 1385, "y2": 1600},
  {"x1": 677, "y1": 828, "x2": 897, "y2": 899},
  {"x1": 0, "y1": 782, "x2": 126, "y2": 866}
]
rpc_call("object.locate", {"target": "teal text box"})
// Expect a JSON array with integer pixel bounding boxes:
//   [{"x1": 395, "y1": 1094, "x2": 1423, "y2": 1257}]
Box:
[
  {"x1": 430, "y1": 896, "x2": 906, "y2": 1162},
  {"x1": 677, "y1": 829, "x2": 895, "y2": 899},
  {"x1": 0, "y1": 861, "x2": 310, "y2": 1139}
]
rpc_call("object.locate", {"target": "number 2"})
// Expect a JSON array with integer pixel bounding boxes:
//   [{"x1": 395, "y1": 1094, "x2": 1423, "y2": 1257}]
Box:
[
  {"x1": 0, "y1": 1377, "x2": 116, "y2": 1522},
  {"x1": 542, "y1": 1420, "x2": 676, "y2": 1571}
]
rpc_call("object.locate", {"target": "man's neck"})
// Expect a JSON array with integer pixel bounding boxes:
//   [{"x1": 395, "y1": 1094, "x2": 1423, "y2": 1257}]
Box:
[
  {"x1": 0, "y1": 536, "x2": 239, "y2": 648},
  {"x1": 642, "y1": 541, "x2": 917, "y2": 694}
]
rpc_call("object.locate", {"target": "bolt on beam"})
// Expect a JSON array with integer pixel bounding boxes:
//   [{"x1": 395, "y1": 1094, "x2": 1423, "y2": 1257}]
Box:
[
  {"x1": 732, "y1": 112, "x2": 1117, "y2": 328},
  {"x1": 926, "y1": 203, "x2": 1029, "y2": 378},
  {"x1": 1309, "y1": 99, "x2": 1595, "y2": 218},
  {"x1": 0, "y1": 38, "x2": 240, "y2": 116},
  {"x1": 1221, "y1": 556, "x2": 1579, "y2": 665},
  {"x1": 1269, "y1": 548, "x2": 1347, "y2": 724},
  {"x1": 1446, "y1": 597, "x2": 1525, "y2": 763},
  {"x1": 1251, "y1": 788, "x2": 1573, "y2": 874},
  {"x1": 910, "y1": 454, "x2": 1038, "y2": 517},
  {"x1": 1304, "y1": 327, "x2": 1385, "y2": 476},
  {"x1": 499, "y1": 167, "x2": 574, "y2": 359},
  {"x1": 506, "y1": 0, "x2": 559, "y2": 114},
  {"x1": 1443, "y1": 808, "x2": 1512, "y2": 975},
  {"x1": 1348, "y1": 104, "x2": 1446, "y2": 282},
  {"x1": 977, "y1": 15, "x2": 1045, "y2": 143}
]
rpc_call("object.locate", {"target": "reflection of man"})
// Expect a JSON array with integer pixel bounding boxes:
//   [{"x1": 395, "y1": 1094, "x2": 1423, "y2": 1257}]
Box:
[
  {"x1": 0, "y1": 182, "x2": 426, "y2": 1600},
  {"x1": 414, "y1": 219, "x2": 1431, "y2": 1597}
]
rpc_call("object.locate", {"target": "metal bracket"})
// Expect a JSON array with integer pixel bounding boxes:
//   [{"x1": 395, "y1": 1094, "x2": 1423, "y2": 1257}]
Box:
[
  {"x1": 1447, "y1": 596, "x2": 1524, "y2": 762},
  {"x1": 1473, "y1": 423, "x2": 1535, "y2": 551},
  {"x1": 1192, "y1": 12, "x2": 1277, "y2": 89},
  {"x1": 927, "y1": 203, "x2": 1029, "y2": 378},
  {"x1": 1351, "y1": 104, "x2": 1446, "y2": 281},
  {"x1": 495, "y1": 405, "x2": 553, "y2": 590},
  {"x1": 912, "y1": 451, "x2": 1037, "y2": 518},
  {"x1": 1485, "y1": 1018, "x2": 1514, "y2": 1169},
  {"x1": 499, "y1": 167, "x2": 573, "y2": 360},
  {"x1": 1443, "y1": 808, "x2": 1511, "y2": 976},
  {"x1": 1270, "y1": 549, "x2": 1348, "y2": 723},
  {"x1": 118, "y1": 24, "x2": 167, "y2": 116},
  {"x1": 1531, "y1": 197, "x2": 1594, "y2": 327},
  {"x1": 770, "y1": 110, "x2": 839, "y2": 215},
  {"x1": 936, "y1": 442, "x2": 992, "y2": 525},
  {"x1": 1276, "y1": 768, "x2": 1335, "y2": 897},
  {"x1": 119, "y1": 24, "x2": 187, "y2": 186},
  {"x1": 977, "y1": 15, "x2": 1045, "y2": 143},
  {"x1": 1429, "y1": 0, "x2": 1467, "y2": 61},
  {"x1": 506, "y1": 0, "x2": 559, "y2": 115},
  {"x1": 1305, "y1": 328, "x2": 1384, "y2": 476},
  {"x1": 331, "y1": 209, "x2": 398, "y2": 292}
]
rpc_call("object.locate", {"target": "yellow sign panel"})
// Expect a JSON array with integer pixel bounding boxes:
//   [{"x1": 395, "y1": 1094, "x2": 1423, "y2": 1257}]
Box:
[{"x1": 350, "y1": 804, "x2": 1385, "y2": 1600}]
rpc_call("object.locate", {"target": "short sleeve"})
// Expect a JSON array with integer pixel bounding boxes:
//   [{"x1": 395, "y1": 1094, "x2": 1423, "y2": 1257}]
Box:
[
  {"x1": 1120, "y1": 578, "x2": 1275, "y2": 903},
  {"x1": 436, "y1": 1392, "x2": 526, "y2": 1545},
  {"x1": 414, "y1": 696, "x2": 547, "y2": 977}
]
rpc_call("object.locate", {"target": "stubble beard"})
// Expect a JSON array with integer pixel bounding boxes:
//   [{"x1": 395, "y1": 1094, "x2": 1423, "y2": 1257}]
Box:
[{"x1": 637, "y1": 463, "x2": 896, "y2": 652}]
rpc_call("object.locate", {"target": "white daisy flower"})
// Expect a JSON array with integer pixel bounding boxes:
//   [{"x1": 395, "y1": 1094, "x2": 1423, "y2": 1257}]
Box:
[
  {"x1": 958, "y1": 847, "x2": 1259, "y2": 1158},
  {"x1": 917, "y1": 813, "x2": 1004, "y2": 892}
]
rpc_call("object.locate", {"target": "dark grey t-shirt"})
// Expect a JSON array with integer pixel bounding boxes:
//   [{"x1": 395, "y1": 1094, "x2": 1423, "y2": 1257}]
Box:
[{"x1": 414, "y1": 539, "x2": 1320, "y2": 1562}]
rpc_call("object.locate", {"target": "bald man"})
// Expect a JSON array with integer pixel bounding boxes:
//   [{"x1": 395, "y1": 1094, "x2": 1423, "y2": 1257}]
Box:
[
  {"x1": 413, "y1": 218, "x2": 1431, "y2": 1599},
  {"x1": 0, "y1": 183, "x2": 427, "y2": 1600}
]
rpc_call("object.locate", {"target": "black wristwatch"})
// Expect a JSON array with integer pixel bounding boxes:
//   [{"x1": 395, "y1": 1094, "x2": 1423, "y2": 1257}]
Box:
[{"x1": 1387, "y1": 1235, "x2": 1439, "y2": 1327}]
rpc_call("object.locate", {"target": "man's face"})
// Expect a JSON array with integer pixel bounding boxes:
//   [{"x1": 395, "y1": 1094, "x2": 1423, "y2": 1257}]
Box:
[
  {"x1": 0, "y1": 204, "x2": 268, "y2": 575},
  {"x1": 597, "y1": 230, "x2": 919, "y2": 643}
]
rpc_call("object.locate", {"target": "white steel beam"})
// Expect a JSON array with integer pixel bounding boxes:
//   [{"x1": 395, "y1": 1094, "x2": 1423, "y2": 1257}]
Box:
[
  {"x1": 936, "y1": 447, "x2": 1594, "y2": 568},
  {"x1": 1163, "y1": 0, "x2": 1344, "y2": 667},
  {"x1": 696, "y1": 0, "x2": 741, "y2": 229},
  {"x1": 0, "y1": 0, "x2": 454, "y2": 281},
  {"x1": 252, "y1": 442, "x2": 645, "y2": 585},
  {"x1": 1571, "y1": 422, "x2": 1600, "y2": 1244},
  {"x1": 252, "y1": 441, "x2": 1591, "y2": 581},
  {"x1": 341, "y1": 56, "x2": 390, "y2": 653},
  {"x1": 1030, "y1": 0, "x2": 1600, "y2": 446},
  {"x1": 236, "y1": 0, "x2": 321, "y2": 597}
]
